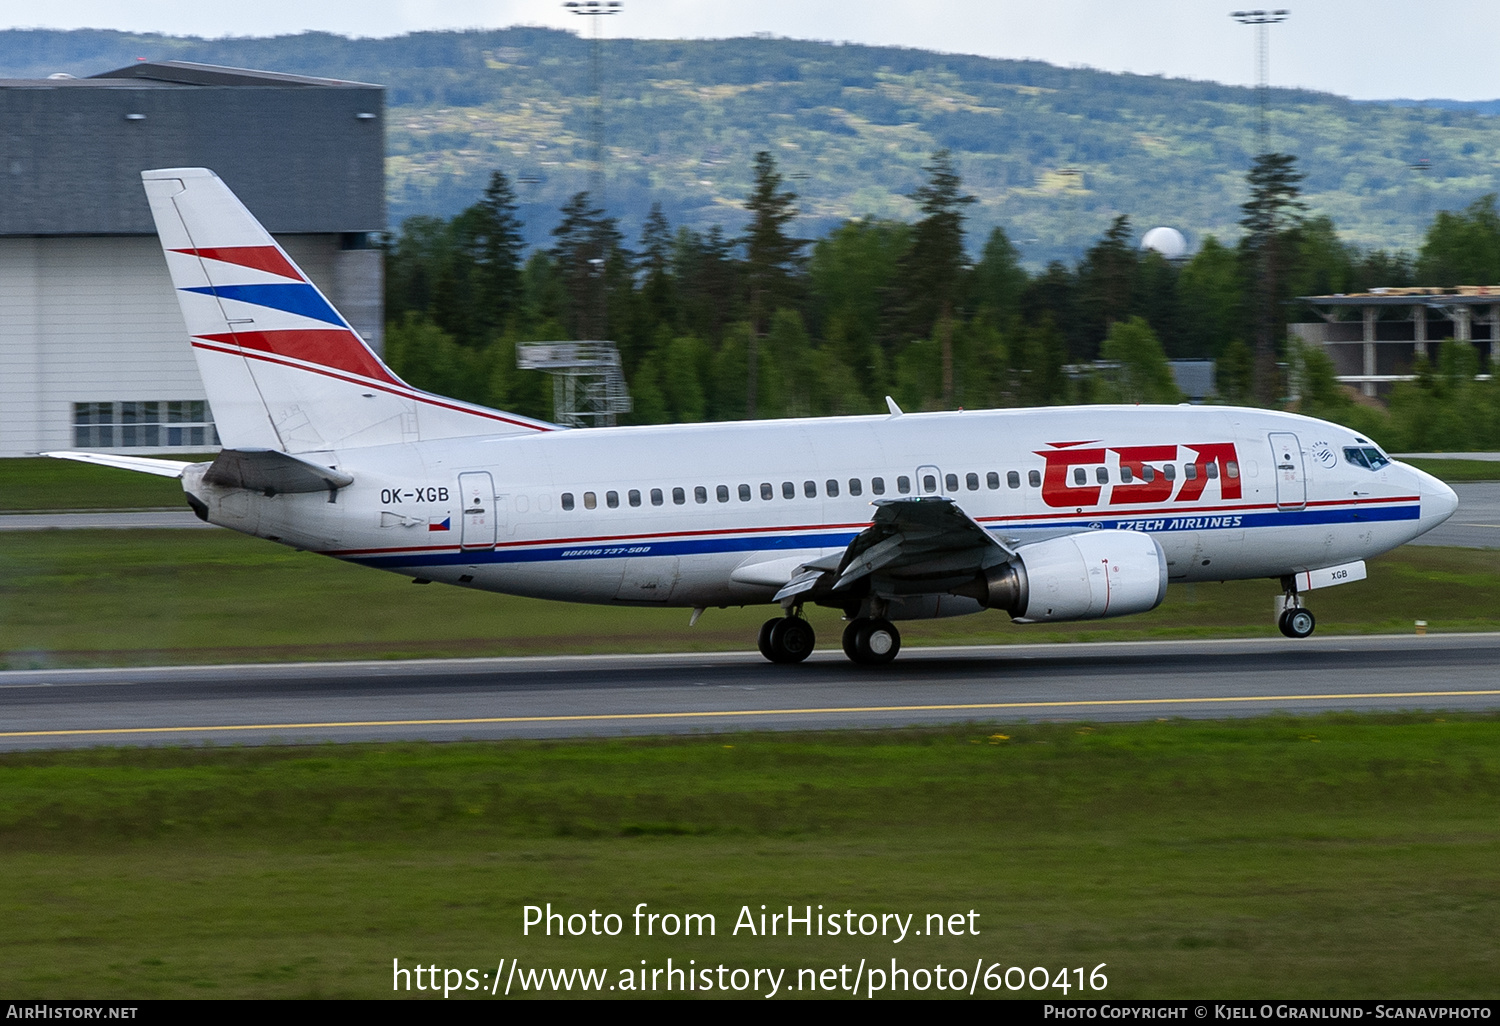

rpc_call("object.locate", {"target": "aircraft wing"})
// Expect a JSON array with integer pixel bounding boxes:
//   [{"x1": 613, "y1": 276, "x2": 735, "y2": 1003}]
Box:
[{"x1": 774, "y1": 496, "x2": 1011, "y2": 602}]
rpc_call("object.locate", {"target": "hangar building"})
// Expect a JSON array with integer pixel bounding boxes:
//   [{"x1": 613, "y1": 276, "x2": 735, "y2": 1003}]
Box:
[{"x1": 0, "y1": 60, "x2": 385, "y2": 457}]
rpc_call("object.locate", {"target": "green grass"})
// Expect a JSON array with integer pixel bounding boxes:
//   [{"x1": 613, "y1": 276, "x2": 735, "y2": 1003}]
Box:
[
  {"x1": 1400, "y1": 457, "x2": 1500, "y2": 482},
  {"x1": 1, "y1": 455, "x2": 1495, "y2": 514},
  {"x1": 0, "y1": 456, "x2": 212, "y2": 511},
  {"x1": 2, "y1": 531, "x2": 1497, "y2": 668},
  {"x1": 1, "y1": 715, "x2": 1497, "y2": 998}
]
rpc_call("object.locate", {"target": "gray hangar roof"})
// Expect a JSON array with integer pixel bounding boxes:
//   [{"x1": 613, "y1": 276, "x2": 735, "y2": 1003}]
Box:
[{"x1": 0, "y1": 61, "x2": 384, "y2": 235}]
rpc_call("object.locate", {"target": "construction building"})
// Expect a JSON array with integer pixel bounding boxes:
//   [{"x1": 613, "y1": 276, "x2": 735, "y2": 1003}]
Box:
[
  {"x1": 1293, "y1": 287, "x2": 1500, "y2": 397},
  {"x1": 0, "y1": 60, "x2": 384, "y2": 457}
]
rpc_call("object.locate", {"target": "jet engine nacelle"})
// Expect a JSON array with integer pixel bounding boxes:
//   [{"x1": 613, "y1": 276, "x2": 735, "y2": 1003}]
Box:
[{"x1": 957, "y1": 529, "x2": 1169, "y2": 623}]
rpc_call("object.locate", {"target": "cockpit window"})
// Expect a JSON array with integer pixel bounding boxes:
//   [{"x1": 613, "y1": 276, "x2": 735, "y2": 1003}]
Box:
[{"x1": 1344, "y1": 446, "x2": 1389, "y2": 470}]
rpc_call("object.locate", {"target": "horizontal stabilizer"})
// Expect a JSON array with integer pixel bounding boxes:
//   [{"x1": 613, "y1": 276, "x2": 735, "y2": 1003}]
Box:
[
  {"x1": 203, "y1": 448, "x2": 353, "y2": 495},
  {"x1": 42, "y1": 451, "x2": 193, "y2": 478}
]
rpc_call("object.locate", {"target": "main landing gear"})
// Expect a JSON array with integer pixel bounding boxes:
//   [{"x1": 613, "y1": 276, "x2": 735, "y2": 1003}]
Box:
[
  {"x1": 843, "y1": 617, "x2": 901, "y2": 666},
  {"x1": 756, "y1": 606, "x2": 904, "y2": 666},
  {"x1": 758, "y1": 613, "x2": 816, "y2": 664}
]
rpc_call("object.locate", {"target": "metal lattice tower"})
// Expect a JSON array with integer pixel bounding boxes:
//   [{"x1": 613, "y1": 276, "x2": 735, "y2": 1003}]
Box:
[
  {"x1": 563, "y1": 0, "x2": 620, "y2": 202},
  {"x1": 1231, "y1": 9, "x2": 1289, "y2": 155},
  {"x1": 516, "y1": 341, "x2": 633, "y2": 428}
]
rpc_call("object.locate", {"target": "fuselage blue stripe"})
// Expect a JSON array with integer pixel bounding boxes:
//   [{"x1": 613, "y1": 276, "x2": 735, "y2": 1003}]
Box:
[{"x1": 343, "y1": 504, "x2": 1421, "y2": 571}]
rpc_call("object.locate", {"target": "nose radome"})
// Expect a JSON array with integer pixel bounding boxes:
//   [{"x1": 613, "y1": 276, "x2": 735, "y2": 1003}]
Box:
[{"x1": 1421, "y1": 473, "x2": 1458, "y2": 526}]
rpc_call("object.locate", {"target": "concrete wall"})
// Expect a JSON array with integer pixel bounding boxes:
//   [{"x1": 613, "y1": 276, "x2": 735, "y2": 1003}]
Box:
[{"x1": 0, "y1": 234, "x2": 382, "y2": 457}]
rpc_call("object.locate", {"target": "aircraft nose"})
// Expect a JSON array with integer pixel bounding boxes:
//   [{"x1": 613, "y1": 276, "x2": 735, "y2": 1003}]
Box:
[{"x1": 1419, "y1": 471, "x2": 1458, "y2": 528}]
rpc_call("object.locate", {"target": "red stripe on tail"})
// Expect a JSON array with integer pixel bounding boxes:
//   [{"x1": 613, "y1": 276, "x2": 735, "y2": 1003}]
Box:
[
  {"x1": 197, "y1": 329, "x2": 398, "y2": 384},
  {"x1": 172, "y1": 246, "x2": 302, "y2": 281}
]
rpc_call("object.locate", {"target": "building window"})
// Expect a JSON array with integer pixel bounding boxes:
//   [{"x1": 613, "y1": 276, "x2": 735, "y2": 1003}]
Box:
[{"x1": 73, "y1": 400, "x2": 217, "y2": 449}]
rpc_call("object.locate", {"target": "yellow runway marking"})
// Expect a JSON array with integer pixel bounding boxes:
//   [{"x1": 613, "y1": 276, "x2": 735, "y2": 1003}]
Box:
[{"x1": 4, "y1": 690, "x2": 1500, "y2": 739}]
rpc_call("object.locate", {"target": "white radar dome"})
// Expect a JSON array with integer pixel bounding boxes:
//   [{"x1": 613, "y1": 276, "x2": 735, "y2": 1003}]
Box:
[{"x1": 1141, "y1": 226, "x2": 1187, "y2": 259}]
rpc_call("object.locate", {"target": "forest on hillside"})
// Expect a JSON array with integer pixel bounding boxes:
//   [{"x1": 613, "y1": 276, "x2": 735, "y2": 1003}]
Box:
[
  {"x1": 4, "y1": 27, "x2": 1500, "y2": 262},
  {"x1": 382, "y1": 149, "x2": 1500, "y2": 453}
]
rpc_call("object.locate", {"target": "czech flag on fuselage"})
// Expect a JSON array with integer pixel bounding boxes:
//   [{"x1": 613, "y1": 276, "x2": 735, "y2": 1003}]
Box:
[{"x1": 429, "y1": 517, "x2": 451, "y2": 532}]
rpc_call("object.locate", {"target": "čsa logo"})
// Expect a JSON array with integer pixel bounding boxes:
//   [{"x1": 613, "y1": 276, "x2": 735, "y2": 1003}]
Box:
[{"x1": 1036, "y1": 442, "x2": 1241, "y2": 509}]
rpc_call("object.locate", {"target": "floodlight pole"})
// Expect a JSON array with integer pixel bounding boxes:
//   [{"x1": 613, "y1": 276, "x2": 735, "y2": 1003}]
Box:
[
  {"x1": 1231, "y1": 9, "x2": 1289, "y2": 156},
  {"x1": 563, "y1": 0, "x2": 621, "y2": 202}
]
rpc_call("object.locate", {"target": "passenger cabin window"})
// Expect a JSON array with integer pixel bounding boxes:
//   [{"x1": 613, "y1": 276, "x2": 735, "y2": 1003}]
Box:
[
  {"x1": 1205, "y1": 463, "x2": 1219, "y2": 479},
  {"x1": 651, "y1": 488, "x2": 664, "y2": 506},
  {"x1": 739, "y1": 484, "x2": 752, "y2": 502},
  {"x1": 1119, "y1": 466, "x2": 1132, "y2": 484},
  {"x1": 583, "y1": 491, "x2": 597, "y2": 510},
  {"x1": 606, "y1": 490, "x2": 619, "y2": 508},
  {"x1": 628, "y1": 489, "x2": 641, "y2": 507},
  {"x1": 848, "y1": 478, "x2": 863, "y2": 496},
  {"x1": 871, "y1": 477, "x2": 885, "y2": 495},
  {"x1": 1163, "y1": 464, "x2": 1176, "y2": 481},
  {"x1": 897, "y1": 476, "x2": 911, "y2": 494},
  {"x1": 946, "y1": 473, "x2": 960, "y2": 491},
  {"x1": 825, "y1": 479, "x2": 840, "y2": 497},
  {"x1": 1073, "y1": 468, "x2": 1087, "y2": 486},
  {"x1": 1005, "y1": 471, "x2": 1019, "y2": 489},
  {"x1": 672, "y1": 487, "x2": 686, "y2": 505},
  {"x1": 1226, "y1": 461, "x2": 1239, "y2": 479},
  {"x1": 804, "y1": 480, "x2": 817, "y2": 498},
  {"x1": 922, "y1": 474, "x2": 937, "y2": 493},
  {"x1": 1184, "y1": 463, "x2": 1199, "y2": 481},
  {"x1": 1141, "y1": 466, "x2": 1154, "y2": 483},
  {"x1": 694, "y1": 486, "x2": 708, "y2": 504},
  {"x1": 1028, "y1": 470, "x2": 1041, "y2": 488},
  {"x1": 782, "y1": 481, "x2": 795, "y2": 499},
  {"x1": 1096, "y1": 467, "x2": 1109, "y2": 484},
  {"x1": 966, "y1": 472, "x2": 979, "y2": 491},
  {"x1": 716, "y1": 484, "x2": 730, "y2": 503},
  {"x1": 561, "y1": 492, "x2": 575, "y2": 511},
  {"x1": 761, "y1": 483, "x2": 774, "y2": 500}
]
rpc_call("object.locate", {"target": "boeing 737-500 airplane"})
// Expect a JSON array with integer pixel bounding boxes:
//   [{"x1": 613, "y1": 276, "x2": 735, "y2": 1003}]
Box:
[{"x1": 47, "y1": 168, "x2": 1458, "y2": 665}]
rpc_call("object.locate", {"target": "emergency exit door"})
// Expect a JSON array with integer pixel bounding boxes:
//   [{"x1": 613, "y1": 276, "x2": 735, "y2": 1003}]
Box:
[
  {"x1": 1269, "y1": 432, "x2": 1306, "y2": 510},
  {"x1": 458, "y1": 471, "x2": 498, "y2": 549}
]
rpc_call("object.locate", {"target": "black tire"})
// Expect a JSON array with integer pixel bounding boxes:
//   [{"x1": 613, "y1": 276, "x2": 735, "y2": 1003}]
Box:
[
  {"x1": 856, "y1": 618, "x2": 901, "y2": 665},
  {"x1": 757, "y1": 618, "x2": 780, "y2": 661},
  {"x1": 842, "y1": 618, "x2": 868, "y2": 661},
  {"x1": 1279, "y1": 607, "x2": 1316, "y2": 639},
  {"x1": 768, "y1": 616, "x2": 815, "y2": 663}
]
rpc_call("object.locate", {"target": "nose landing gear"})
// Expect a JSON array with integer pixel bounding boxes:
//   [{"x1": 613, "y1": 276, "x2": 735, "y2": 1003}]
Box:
[{"x1": 1277, "y1": 580, "x2": 1316, "y2": 638}]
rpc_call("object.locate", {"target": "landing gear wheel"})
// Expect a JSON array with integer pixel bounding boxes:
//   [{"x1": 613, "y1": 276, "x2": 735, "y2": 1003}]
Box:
[
  {"x1": 843, "y1": 617, "x2": 901, "y2": 665},
  {"x1": 765, "y1": 616, "x2": 815, "y2": 664},
  {"x1": 1279, "y1": 607, "x2": 1316, "y2": 639},
  {"x1": 757, "y1": 618, "x2": 778, "y2": 661}
]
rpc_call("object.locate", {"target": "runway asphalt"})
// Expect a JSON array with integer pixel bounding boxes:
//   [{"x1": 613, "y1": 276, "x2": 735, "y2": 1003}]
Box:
[{"x1": 2, "y1": 634, "x2": 1498, "y2": 751}]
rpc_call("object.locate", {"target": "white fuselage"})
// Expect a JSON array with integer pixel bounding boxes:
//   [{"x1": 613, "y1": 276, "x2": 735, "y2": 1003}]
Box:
[{"x1": 182, "y1": 404, "x2": 1456, "y2": 617}]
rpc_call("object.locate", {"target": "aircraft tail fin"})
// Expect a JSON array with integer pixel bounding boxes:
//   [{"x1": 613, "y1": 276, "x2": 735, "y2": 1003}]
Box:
[{"x1": 141, "y1": 168, "x2": 555, "y2": 453}]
